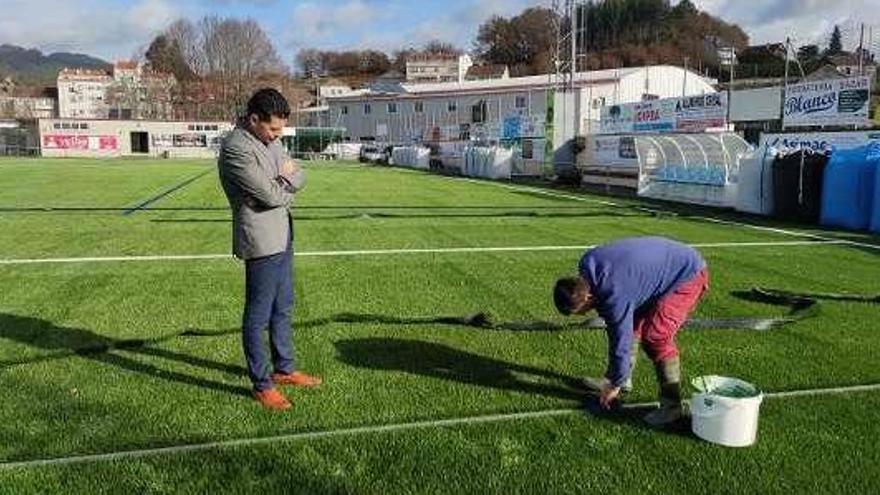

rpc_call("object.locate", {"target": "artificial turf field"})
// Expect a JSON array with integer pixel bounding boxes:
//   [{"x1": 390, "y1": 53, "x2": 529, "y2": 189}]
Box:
[{"x1": 0, "y1": 157, "x2": 878, "y2": 493}]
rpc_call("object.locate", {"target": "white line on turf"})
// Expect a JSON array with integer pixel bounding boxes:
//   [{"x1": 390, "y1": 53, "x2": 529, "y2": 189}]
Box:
[
  {"x1": 0, "y1": 240, "x2": 845, "y2": 265},
  {"x1": 0, "y1": 382, "x2": 878, "y2": 470},
  {"x1": 454, "y1": 177, "x2": 880, "y2": 251},
  {"x1": 456, "y1": 177, "x2": 664, "y2": 215}
]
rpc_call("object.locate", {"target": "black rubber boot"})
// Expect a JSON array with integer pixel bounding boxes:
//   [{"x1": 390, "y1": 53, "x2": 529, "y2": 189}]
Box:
[{"x1": 643, "y1": 357, "x2": 683, "y2": 427}]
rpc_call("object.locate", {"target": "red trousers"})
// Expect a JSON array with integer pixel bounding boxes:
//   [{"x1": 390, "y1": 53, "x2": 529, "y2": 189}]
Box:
[{"x1": 634, "y1": 268, "x2": 709, "y2": 363}]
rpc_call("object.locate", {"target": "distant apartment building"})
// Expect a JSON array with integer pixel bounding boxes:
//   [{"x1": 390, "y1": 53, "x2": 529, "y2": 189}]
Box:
[
  {"x1": 57, "y1": 61, "x2": 175, "y2": 120},
  {"x1": 406, "y1": 54, "x2": 473, "y2": 84}
]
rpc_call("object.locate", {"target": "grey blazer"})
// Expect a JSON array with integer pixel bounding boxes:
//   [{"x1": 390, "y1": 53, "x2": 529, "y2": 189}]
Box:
[{"x1": 217, "y1": 126, "x2": 304, "y2": 260}]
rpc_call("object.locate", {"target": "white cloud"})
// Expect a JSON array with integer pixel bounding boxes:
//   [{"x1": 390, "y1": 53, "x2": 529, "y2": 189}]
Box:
[
  {"x1": 285, "y1": 0, "x2": 545, "y2": 53},
  {"x1": 287, "y1": 0, "x2": 384, "y2": 49},
  {"x1": 0, "y1": 0, "x2": 182, "y2": 60},
  {"x1": 690, "y1": 0, "x2": 880, "y2": 48},
  {"x1": 406, "y1": 0, "x2": 538, "y2": 49}
]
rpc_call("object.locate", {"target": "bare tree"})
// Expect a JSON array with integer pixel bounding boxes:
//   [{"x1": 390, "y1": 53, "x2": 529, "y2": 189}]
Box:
[
  {"x1": 422, "y1": 40, "x2": 462, "y2": 56},
  {"x1": 199, "y1": 16, "x2": 285, "y2": 118},
  {"x1": 166, "y1": 19, "x2": 204, "y2": 76}
]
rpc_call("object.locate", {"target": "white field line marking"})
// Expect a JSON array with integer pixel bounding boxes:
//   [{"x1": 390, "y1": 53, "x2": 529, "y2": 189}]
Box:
[
  {"x1": 696, "y1": 216, "x2": 880, "y2": 251},
  {"x1": 457, "y1": 177, "x2": 619, "y2": 207},
  {"x1": 0, "y1": 382, "x2": 878, "y2": 470},
  {"x1": 456, "y1": 177, "x2": 664, "y2": 215},
  {"x1": 454, "y1": 177, "x2": 880, "y2": 251},
  {"x1": 0, "y1": 240, "x2": 845, "y2": 265}
]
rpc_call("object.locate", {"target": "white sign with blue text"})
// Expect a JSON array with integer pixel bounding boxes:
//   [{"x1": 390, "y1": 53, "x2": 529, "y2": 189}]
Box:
[{"x1": 783, "y1": 77, "x2": 871, "y2": 128}]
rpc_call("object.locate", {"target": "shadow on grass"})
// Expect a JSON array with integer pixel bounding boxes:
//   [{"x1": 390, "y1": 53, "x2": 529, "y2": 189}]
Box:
[
  {"x1": 335, "y1": 337, "x2": 697, "y2": 440},
  {"x1": 0, "y1": 313, "x2": 250, "y2": 398},
  {"x1": 149, "y1": 210, "x2": 650, "y2": 224},
  {"x1": 297, "y1": 312, "x2": 597, "y2": 332}
]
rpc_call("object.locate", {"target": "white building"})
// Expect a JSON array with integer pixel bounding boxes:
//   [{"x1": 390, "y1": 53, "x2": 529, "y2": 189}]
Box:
[
  {"x1": 57, "y1": 68, "x2": 111, "y2": 119},
  {"x1": 326, "y1": 65, "x2": 716, "y2": 172},
  {"x1": 57, "y1": 61, "x2": 175, "y2": 120},
  {"x1": 319, "y1": 83, "x2": 357, "y2": 101},
  {"x1": 328, "y1": 65, "x2": 716, "y2": 143},
  {"x1": 406, "y1": 54, "x2": 473, "y2": 84},
  {"x1": 38, "y1": 118, "x2": 233, "y2": 158}
]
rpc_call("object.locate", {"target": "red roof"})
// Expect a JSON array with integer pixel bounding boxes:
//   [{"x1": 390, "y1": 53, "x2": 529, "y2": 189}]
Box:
[{"x1": 114, "y1": 60, "x2": 139, "y2": 70}]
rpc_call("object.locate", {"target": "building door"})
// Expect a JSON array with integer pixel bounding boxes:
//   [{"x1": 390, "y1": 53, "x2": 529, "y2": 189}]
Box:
[{"x1": 130, "y1": 132, "x2": 149, "y2": 153}]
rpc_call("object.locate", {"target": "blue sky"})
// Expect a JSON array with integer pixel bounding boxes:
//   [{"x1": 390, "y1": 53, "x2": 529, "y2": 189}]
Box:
[{"x1": 1, "y1": 0, "x2": 878, "y2": 65}]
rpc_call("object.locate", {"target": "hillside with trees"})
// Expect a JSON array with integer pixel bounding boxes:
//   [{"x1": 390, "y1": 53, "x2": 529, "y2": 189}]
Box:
[
  {"x1": 475, "y1": 0, "x2": 749, "y2": 79},
  {"x1": 0, "y1": 44, "x2": 109, "y2": 86}
]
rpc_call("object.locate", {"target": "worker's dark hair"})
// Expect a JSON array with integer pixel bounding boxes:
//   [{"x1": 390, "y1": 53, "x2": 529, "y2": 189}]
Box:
[
  {"x1": 246, "y1": 88, "x2": 290, "y2": 122},
  {"x1": 553, "y1": 277, "x2": 586, "y2": 316}
]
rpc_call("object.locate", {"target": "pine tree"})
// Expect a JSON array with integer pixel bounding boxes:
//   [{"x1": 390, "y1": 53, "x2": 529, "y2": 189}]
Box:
[{"x1": 827, "y1": 25, "x2": 843, "y2": 55}]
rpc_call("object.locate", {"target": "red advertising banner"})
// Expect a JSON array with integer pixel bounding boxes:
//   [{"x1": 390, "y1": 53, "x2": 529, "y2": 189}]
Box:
[
  {"x1": 42, "y1": 135, "x2": 118, "y2": 150},
  {"x1": 98, "y1": 136, "x2": 118, "y2": 150},
  {"x1": 43, "y1": 135, "x2": 89, "y2": 150}
]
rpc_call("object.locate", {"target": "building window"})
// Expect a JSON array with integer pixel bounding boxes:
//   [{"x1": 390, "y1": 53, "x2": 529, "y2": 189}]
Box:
[
  {"x1": 387, "y1": 102, "x2": 398, "y2": 114},
  {"x1": 341, "y1": 106, "x2": 349, "y2": 115},
  {"x1": 471, "y1": 100, "x2": 487, "y2": 123},
  {"x1": 515, "y1": 96, "x2": 527, "y2": 109},
  {"x1": 61, "y1": 123, "x2": 71, "y2": 129},
  {"x1": 53, "y1": 123, "x2": 61, "y2": 129},
  {"x1": 522, "y1": 139, "x2": 534, "y2": 159},
  {"x1": 447, "y1": 101, "x2": 457, "y2": 113},
  {"x1": 592, "y1": 97, "x2": 606, "y2": 109},
  {"x1": 414, "y1": 101, "x2": 424, "y2": 113},
  {"x1": 79, "y1": 123, "x2": 89, "y2": 130},
  {"x1": 364, "y1": 103, "x2": 372, "y2": 114},
  {"x1": 188, "y1": 124, "x2": 195, "y2": 131}
]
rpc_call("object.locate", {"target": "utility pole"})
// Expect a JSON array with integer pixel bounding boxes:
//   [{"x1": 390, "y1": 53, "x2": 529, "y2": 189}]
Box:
[
  {"x1": 683, "y1": 57, "x2": 689, "y2": 98},
  {"x1": 858, "y1": 23, "x2": 865, "y2": 76}
]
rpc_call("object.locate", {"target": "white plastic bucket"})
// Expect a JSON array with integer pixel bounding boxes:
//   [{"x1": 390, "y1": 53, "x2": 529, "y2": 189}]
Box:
[{"x1": 690, "y1": 376, "x2": 763, "y2": 447}]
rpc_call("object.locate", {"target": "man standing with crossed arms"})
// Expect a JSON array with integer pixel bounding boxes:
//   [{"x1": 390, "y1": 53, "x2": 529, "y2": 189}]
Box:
[{"x1": 218, "y1": 88, "x2": 321, "y2": 410}]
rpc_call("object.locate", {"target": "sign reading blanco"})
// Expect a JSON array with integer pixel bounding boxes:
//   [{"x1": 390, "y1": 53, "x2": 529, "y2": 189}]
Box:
[
  {"x1": 600, "y1": 93, "x2": 727, "y2": 134},
  {"x1": 783, "y1": 77, "x2": 871, "y2": 128}
]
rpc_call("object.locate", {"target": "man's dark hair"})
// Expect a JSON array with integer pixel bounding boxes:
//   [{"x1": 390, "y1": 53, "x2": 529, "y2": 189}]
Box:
[
  {"x1": 553, "y1": 277, "x2": 583, "y2": 316},
  {"x1": 247, "y1": 88, "x2": 290, "y2": 122}
]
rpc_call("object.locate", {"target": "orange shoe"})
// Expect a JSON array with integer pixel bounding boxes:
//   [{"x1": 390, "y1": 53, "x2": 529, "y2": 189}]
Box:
[
  {"x1": 272, "y1": 371, "x2": 322, "y2": 388},
  {"x1": 253, "y1": 388, "x2": 291, "y2": 410}
]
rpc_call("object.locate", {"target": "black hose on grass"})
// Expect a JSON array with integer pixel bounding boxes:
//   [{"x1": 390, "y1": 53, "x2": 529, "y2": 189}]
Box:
[{"x1": 0, "y1": 288, "x2": 875, "y2": 369}]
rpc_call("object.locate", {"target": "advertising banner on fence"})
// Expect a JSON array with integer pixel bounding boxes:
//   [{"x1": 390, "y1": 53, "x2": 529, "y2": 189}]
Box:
[
  {"x1": 589, "y1": 135, "x2": 640, "y2": 169},
  {"x1": 42, "y1": 135, "x2": 118, "y2": 150},
  {"x1": 759, "y1": 130, "x2": 880, "y2": 153},
  {"x1": 783, "y1": 77, "x2": 871, "y2": 128},
  {"x1": 600, "y1": 93, "x2": 727, "y2": 134}
]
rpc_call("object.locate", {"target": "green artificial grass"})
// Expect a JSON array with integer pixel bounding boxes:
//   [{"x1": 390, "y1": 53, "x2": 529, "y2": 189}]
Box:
[{"x1": 0, "y1": 158, "x2": 878, "y2": 492}]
